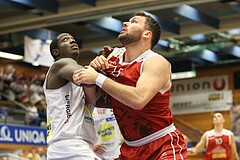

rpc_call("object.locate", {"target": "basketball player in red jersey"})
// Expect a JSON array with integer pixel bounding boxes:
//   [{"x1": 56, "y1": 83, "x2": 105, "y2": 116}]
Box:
[
  {"x1": 73, "y1": 12, "x2": 188, "y2": 159},
  {"x1": 188, "y1": 112, "x2": 239, "y2": 160}
]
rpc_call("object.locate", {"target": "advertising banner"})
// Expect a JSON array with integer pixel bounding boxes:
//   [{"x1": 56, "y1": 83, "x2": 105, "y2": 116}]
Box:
[
  {"x1": 0, "y1": 124, "x2": 47, "y2": 146},
  {"x1": 172, "y1": 75, "x2": 228, "y2": 95},
  {"x1": 170, "y1": 90, "x2": 232, "y2": 115}
]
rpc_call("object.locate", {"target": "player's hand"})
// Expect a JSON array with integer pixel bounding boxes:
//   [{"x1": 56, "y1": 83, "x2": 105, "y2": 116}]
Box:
[
  {"x1": 89, "y1": 55, "x2": 113, "y2": 71},
  {"x1": 187, "y1": 148, "x2": 195, "y2": 156},
  {"x1": 93, "y1": 145, "x2": 107, "y2": 154},
  {"x1": 72, "y1": 66, "x2": 99, "y2": 86},
  {"x1": 98, "y1": 46, "x2": 113, "y2": 57},
  {"x1": 90, "y1": 46, "x2": 114, "y2": 71}
]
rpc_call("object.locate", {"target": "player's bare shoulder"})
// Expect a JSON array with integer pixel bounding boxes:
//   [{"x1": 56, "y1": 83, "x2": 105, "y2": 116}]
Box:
[
  {"x1": 55, "y1": 58, "x2": 77, "y2": 67},
  {"x1": 51, "y1": 58, "x2": 77, "y2": 72},
  {"x1": 47, "y1": 58, "x2": 77, "y2": 89},
  {"x1": 156, "y1": 54, "x2": 170, "y2": 65},
  {"x1": 145, "y1": 54, "x2": 170, "y2": 71}
]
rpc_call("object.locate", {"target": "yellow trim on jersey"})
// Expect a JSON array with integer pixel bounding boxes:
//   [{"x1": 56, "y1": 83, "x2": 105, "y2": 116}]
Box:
[
  {"x1": 212, "y1": 153, "x2": 227, "y2": 158},
  {"x1": 47, "y1": 118, "x2": 52, "y2": 141}
]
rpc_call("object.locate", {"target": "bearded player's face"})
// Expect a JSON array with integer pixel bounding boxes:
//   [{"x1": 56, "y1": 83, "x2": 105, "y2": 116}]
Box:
[{"x1": 118, "y1": 16, "x2": 146, "y2": 45}]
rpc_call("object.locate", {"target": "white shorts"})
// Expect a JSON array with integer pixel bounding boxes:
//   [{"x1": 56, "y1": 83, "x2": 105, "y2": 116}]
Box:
[{"x1": 47, "y1": 139, "x2": 102, "y2": 160}]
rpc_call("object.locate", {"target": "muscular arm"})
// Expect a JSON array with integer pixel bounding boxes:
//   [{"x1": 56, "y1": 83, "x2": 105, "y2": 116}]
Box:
[
  {"x1": 48, "y1": 58, "x2": 82, "y2": 86},
  {"x1": 188, "y1": 132, "x2": 206, "y2": 156},
  {"x1": 47, "y1": 58, "x2": 99, "y2": 103},
  {"x1": 74, "y1": 56, "x2": 171, "y2": 110},
  {"x1": 103, "y1": 56, "x2": 170, "y2": 110}
]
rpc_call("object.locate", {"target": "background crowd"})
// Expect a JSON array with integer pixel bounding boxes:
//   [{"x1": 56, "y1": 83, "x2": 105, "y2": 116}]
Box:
[{"x1": 0, "y1": 67, "x2": 46, "y2": 127}]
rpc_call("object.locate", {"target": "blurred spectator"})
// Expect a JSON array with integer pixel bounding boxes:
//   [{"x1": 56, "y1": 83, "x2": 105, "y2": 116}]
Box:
[
  {"x1": 9, "y1": 77, "x2": 29, "y2": 102},
  {"x1": 19, "y1": 149, "x2": 29, "y2": 159},
  {"x1": 37, "y1": 147, "x2": 46, "y2": 160},
  {"x1": 26, "y1": 152, "x2": 33, "y2": 160},
  {"x1": 25, "y1": 100, "x2": 39, "y2": 126},
  {"x1": 30, "y1": 147, "x2": 41, "y2": 160},
  {"x1": 30, "y1": 79, "x2": 44, "y2": 98},
  {"x1": 35, "y1": 99, "x2": 46, "y2": 127},
  {"x1": 30, "y1": 92, "x2": 43, "y2": 105},
  {"x1": 7, "y1": 68, "x2": 17, "y2": 82},
  {"x1": 38, "y1": 73, "x2": 45, "y2": 86},
  {"x1": 0, "y1": 68, "x2": 4, "y2": 93},
  {"x1": 0, "y1": 67, "x2": 4, "y2": 77},
  {"x1": 0, "y1": 156, "x2": 8, "y2": 160}
]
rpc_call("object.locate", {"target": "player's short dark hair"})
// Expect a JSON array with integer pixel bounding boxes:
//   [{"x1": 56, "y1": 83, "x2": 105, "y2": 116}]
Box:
[{"x1": 134, "y1": 12, "x2": 161, "y2": 49}]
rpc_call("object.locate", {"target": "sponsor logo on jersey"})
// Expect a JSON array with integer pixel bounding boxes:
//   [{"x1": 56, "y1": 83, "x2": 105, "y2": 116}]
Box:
[{"x1": 64, "y1": 95, "x2": 71, "y2": 123}]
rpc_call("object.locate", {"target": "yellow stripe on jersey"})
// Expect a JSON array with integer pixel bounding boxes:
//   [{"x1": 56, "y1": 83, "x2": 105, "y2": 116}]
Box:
[
  {"x1": 47, "y1": 118, "x2": 52, "y2": 141},
  {"x1": 212, "y1": 153, "x2": 227, "y2": 159}
]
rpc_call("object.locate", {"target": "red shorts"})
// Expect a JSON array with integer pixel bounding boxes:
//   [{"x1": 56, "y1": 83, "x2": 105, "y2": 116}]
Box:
[{"x1": 115, "y1": 129, "x2": 188, "y2": 160}]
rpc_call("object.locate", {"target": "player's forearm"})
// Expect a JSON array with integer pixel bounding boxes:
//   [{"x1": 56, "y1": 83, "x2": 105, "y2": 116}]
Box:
[
  {"x1": 231, "y1": 151, "x2": 239, "y2": 160},
  {"x1": 83, "y1": 86, "x2": 100, "y2": 104},
  {"x1": 101, "y1": 77, "x2": 147, "y2": 110},
  {"x1": 188, "y1": 141, "x2": 205, "y2": 156}
]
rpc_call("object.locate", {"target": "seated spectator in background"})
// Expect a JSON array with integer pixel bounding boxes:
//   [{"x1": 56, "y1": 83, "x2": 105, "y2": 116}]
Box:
[
  {"x1": 36, "y1": 73, "x2": 45, "y2": 86},
  {"x1": 0, "y1": 68, "x2": 4, "y2": 94},
  {"x1": 19, "y1": 149, "x2": 29, "y2": 159},
  {"x1": 25, "y1": 101, "x2": 39, "y2": 126},
  {"x1": 9, "y1": 76, "x2": 29, "y2": 102},
  {"x1": 30, "y1": 92, "x2": 43, "y2": 106},
  {"x1": 19, "y1": 147, "x2": 45, "y2": 160},
  {"x1": 26, "y1": 153, "x2": 34, "y2": 160},
  {"x1": 8, "y1": 68, "x2": 16, "y2": 78},
  {"x1": 0, "y1": 156, "x2": 8, "y2": 160},
  {"x1": 93, "y1": 107, "x2": 122, "y2": 160},
  {"x1": 30, "y1": 79, "x2": 44, "y2": 98},
  {"x1": 7, "y1": 68, "x2": 17, "y2": 81},
  {"x1": 29, "y1": 147, "x2": 41, "y2": 160},
  {"x1": 37, "y1": 147, "x2": 46, "y2": 160},
  {"x1": 25, "y1": 92, "x2": 45, "y2": 126},
  {"x1": 35, "y1": 99, "x2": 47, "y2": 127}
]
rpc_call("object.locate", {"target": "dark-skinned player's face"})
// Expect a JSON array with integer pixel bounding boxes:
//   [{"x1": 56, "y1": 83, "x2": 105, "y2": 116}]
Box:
[{"x1": 57, "y1": 33, "x2": 79, "y2": 59}]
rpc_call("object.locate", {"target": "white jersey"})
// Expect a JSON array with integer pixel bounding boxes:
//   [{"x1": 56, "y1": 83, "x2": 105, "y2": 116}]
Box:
[
  {"x1": 93, "y1": 108, "x2": 122, "y2": 160},
  {"x1": 43, "y1": 74, "x2": 98, "y2": 146}
]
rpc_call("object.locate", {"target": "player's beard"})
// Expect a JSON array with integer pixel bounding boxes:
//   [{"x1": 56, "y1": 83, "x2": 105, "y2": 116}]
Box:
[{"x1": 118, "y1": 30, "x2": 143, "y2": 46}]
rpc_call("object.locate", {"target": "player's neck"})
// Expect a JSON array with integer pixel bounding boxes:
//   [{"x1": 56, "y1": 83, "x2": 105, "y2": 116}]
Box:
[
  {"x1": 124, "y1": 43, "x2": 150, "y2": 62},
  {"x1": 214, "y1": 124, "x2": 224, "y2": 133}
]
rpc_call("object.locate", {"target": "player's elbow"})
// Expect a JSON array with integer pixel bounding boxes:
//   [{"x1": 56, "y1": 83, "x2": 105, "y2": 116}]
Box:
[
  {"x1": 133, "y1": 105, "x2": 145, "y2": 110},
  {"x1": 129, "y1": 100, "x2": 146, "y2": 110}
]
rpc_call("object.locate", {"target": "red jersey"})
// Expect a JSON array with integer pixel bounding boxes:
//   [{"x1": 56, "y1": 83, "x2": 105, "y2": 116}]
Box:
[
  {"x1": 205, "y1": 129, "x2": 232, "y2": 160},
  {"x1": 105, "y1": 48, "x2": 174, "y2": 141}
]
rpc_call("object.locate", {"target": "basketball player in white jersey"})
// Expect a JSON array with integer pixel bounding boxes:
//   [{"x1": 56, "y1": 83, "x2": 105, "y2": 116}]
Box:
[{"x1": 43, "y1": 33, "x2": 101, "y2": 160}]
